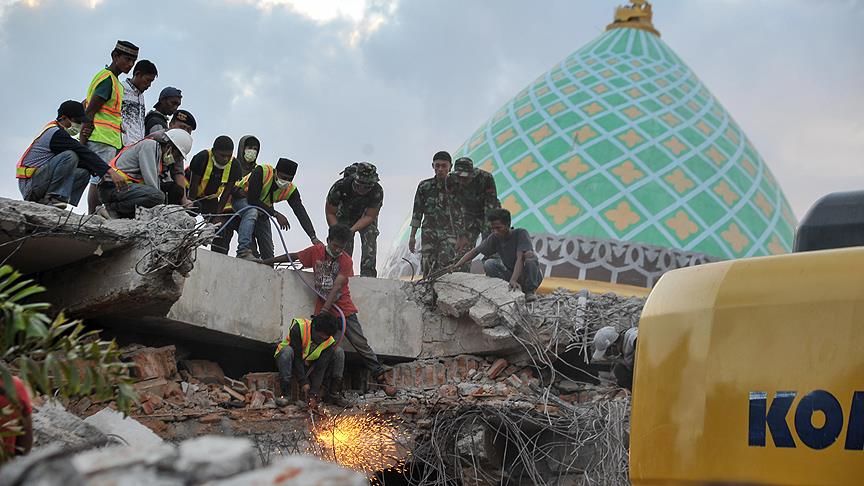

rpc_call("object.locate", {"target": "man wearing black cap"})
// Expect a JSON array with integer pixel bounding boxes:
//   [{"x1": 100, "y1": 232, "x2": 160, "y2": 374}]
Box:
[
  {"x1": 186, "y1": 135, "x2": 240, "y2": 219},
  {"x1": 231, "y1": 158, "x2": 319, "y2": 260},
  {"x1": 145, "y1": 87, "x2": 182, "y2": 136},
  {"x1": 169, "y1": 109, "x2": 196, "y2": 134},
  {"x1": 16, "y1": 101, "x2": 127, "y2": 208},
  {"x1": 80, "y1": 39, "x2": 138, "y2": 213}
]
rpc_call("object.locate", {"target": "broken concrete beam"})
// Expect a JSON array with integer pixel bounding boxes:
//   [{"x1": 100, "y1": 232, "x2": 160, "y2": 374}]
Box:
[
  {"x1": 175, "y1": 436, "x2": 258, "y2": 483},
  {"x1": 126, "y1": 345, "x2": 177, "y2": 380},
  {"x1": 31, "y1": 401, "x2": 109, "y2": 451},
  {"x1": 180, "y1": 360, "x2": 226, "y2": 384},
  {"x1": 434, "y1": 273, "x2": 517, "y2": 327}
]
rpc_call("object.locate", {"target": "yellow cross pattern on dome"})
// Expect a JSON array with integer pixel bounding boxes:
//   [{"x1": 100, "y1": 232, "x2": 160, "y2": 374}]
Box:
[
  {"x1": 661, "y1": 113, "x2": 681, "y2": 127},
  {"x1": 511, "y1": 155, "x2": 540, "y2": 179},
  {"x1": 605, "y1": 200, "x2": 641, "y2": 231},
  {"x1": 501, "y1": 194, "x2": 523, "y2": 216},
  {"x1": 663, "y1": 136, "x2": 688, "y2": 155},
  {"x1": 612, "y1": 160, "x2": 645, "y2": 184},
  {"x1": 714, "y1": 180, "x2": 740, "y2": 205},
  {"x1": 583, "y1": 102, "x2": 605, "y2": 116},
  {"x1": 618, "y1": 129, "x2": 645, "y2": 148},
  {"x1": 740, "y1": 157, "x2": 757, "y2": 177},
  {"x1": 545, "y1": 195, "x2": 581, "y2": 225},
  {"x1": 496, "y1": 128, "x2": 515, "y2": 146},
  {"x1": 469, "y1": 134, "x2": 485, "y2": 150},
  {"x1": 627, "y1": 87, "x2": 644, "y2": 99},
  {"x1": 666, "y1": 210, "x2": 699, "y2": 240},
  {"x1": 558, "y1": 155, "x2": 590, "y2": 179},
  {"x1": 696, "y1": 121, "x2": 712, "y2": 136},
  {"x1": 593, "y1": 84, "x2": 610, "y2": 95},
  {"x1": 573, "y1": 125, "x2": 599, "y2": 144},
  {"x1": 562, "y1": 85, "x2": 579, "y2": 94},
  {"x1": 629, "y1": 72, "x2": 643, "y2": 82},
  {"x1": 664, "y1": 169, "x2": 694, "y2": 193},
  {"x1": 479, "y1": 159, "x2": 495, "y2": 172},
  {"x1": 623, "y1": 106, "x2": 644, "y2": 119},
  {"x1": 546, "y1": 102, "x2": 566, "y2": 116},
  {"x1": 722, "y1": 223, "x2": 749, "y2": 253},
  {"x1": 768, "y1": 234, "x2": 786, "y2": 255},
  {"x1": 705, "y1": 146, "x2": 726, "y2": 166},
  {"x1": 725, "y1": 127, "x2": 740, "y2": 145},
  {"x1": 517, "y1": 104, "x2": 534, "y2": 117},
  {"x1": 531, "y1": 125, "x2": 553, "y2": 144},
  {"x1": 754, "y1": 191, "x2": 774, "y2": 217}
]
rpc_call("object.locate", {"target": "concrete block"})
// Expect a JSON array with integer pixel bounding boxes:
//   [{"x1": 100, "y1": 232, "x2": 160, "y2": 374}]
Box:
[
  {"x1": 83, "y1": 407, "x2": 163, "y2": 448},
  {"x1": 208, "y1": 454, "x2": 367, "y2": 486},
  {"x1": 175, "y1": 436, "x2": 258, "y2": 482}
]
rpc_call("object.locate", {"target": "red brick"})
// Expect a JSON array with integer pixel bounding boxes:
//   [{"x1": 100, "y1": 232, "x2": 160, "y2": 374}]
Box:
[
  {"x1": 199, "y1": 413, "x2": 221, "y2": 424},
  {"x1": 140, "y1": 400, "x2": 155, "y2": 415},
  {"x1": 180, "y1": 360, "x2": 225, "y2": 384},
  {"x1": 133, "y1": 377, "x2": 169, "y2": 397},
  {"x1": 486, "y1": 359, "x2": 508, "y2": 380},
  {"x1": 127, "y1": 346, "x2": 177, "y2": 380},
  {"x1": 438, "y1": 384, "x2": 458, "y2": 399}
]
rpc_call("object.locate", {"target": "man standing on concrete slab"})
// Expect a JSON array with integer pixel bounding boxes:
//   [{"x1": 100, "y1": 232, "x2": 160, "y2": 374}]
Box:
[
  {"x1": 169, "y1": 109, "x2": 196, "y2": 134},
  {"x1": 263, "y1": 224, "x2": 390, "y2": 388},
  {"x1": 17, "y1": 100, "x2": 127, "y2": 208},
  {"x1": 450, "y1": 208, "x2": 543, "y2": 301},
  {"x1": 121, "y1": 60, "x2": 158, "y2": 147},
  {"x1": 230, "y1": 158, "x2": 319, "y2": 261},
  {"x1": 325, "y1": 162, "x2": 383, "y2": 277},
  {"x1": 96, "y1": 128, "x2": 193, "y2": 219},
  {"x1": 145, "y1": 87, "x2": 182, "y2": 136},
  {"x1": 211, "y1": 135, "x2": 261, "y2": 255},
  {"x1": 186, "y1": 135, "x2": 240, "y2": 218},
  {"x1": 274, "y1": 314, "x2": 346, "y2": 409},
  {"x1": 409, "y1": 151, "x2": 465, "y2": 277},
  {"x1": 449, "y1": 156, "x2": 500, "y2": 271},
  {"x1": 80, "y1": 40, "x2": 138, "y2": 214},
  {"x1": 592, "y1": 326, "x2": 638, "y2": 390}
]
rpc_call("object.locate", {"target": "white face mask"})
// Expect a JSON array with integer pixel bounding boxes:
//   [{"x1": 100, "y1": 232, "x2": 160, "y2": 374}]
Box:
[
  {"x1": 274, "y1": 178, "x2": 289, "y2": 189},
  {"x1": 66, "y1": 122, "x2": 82, "y2": 137},
  {"x1": 213, "y1": 158, "x2": 228, "y2": 170},
  {"x1": 244, "y1": 149, "x2": 258, "y2": 163}
]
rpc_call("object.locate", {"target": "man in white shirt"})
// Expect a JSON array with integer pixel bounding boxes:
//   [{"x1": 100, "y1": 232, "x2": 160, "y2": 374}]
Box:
[{"x1": 122, "y1": 60, "x2": 157, "y2": 146}]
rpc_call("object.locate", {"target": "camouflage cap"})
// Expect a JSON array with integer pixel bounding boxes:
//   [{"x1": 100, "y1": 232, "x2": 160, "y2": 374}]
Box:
[
  {"x1": 352, "y1": 162, "x2": 379, "y2": 184},
  {"x1": 454, "y1": 157, "x2": 474, "y2": 176}
]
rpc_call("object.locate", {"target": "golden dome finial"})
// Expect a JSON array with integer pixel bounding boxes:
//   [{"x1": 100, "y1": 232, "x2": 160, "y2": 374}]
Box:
[{"x1": 607, "y1": 0, "x2": 660, "y2": 37}]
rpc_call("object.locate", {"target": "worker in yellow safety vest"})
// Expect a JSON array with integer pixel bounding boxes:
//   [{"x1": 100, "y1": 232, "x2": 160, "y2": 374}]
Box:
[
  {"x1": 275, "y1": 314, "x2": 346, "y2": 409},
  {"x1": 230, "y1": 158, "x2": 319, "y2": 261},
  {"x1": 186, "y1": 135, "x2": 241, "y2": 217},
  {"x1": 80, "y1": 39, "x2": 139, "y2": 214}
]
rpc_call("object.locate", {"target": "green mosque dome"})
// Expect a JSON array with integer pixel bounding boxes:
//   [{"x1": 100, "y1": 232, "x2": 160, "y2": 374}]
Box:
[{"x1": 384, "y1": 1, "x2": 796, "y2": 286}]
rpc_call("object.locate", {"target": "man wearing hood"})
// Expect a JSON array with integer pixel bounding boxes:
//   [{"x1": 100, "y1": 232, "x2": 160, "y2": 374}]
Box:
[
  {"x1": 96, "y1": 128, "x2": 193, "y2": 219},
  {"x1": 230, "y1": 157, "x2": 319, "y2": 261},
  {"x1": 211, "y1": 135, "x2": 260, "y2": 254}
]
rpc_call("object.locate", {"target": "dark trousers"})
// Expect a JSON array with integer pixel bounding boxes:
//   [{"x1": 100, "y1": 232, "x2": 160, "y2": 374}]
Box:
[
  {"x1": 483, "y1": 257, "x2": 543, "y2": 293},
  {"x1": 98, "y1": 181, "x2": 164, "y2": 218},
  {"x1": 343, "y1": 313, "x2": 384, "y2": 376},
  {"x1": 276, "y1": 346, "x2": 345, "y2": 397},
  {"x1": 341, "y1": 220, "x2": 379, "y2": 277},
  {"x1": 25, "y1": 151, "x2": 90, "y2": 205}
]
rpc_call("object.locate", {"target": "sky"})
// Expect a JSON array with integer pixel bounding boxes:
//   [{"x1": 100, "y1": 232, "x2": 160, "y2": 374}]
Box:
[{"x1": 1, "y1": 0, "x2": 862, "y2": 268}]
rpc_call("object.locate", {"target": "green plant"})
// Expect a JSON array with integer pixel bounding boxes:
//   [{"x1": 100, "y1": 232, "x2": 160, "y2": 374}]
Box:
[{"x1": 0, "y1": 264, "x2": 136, "y2": 458}]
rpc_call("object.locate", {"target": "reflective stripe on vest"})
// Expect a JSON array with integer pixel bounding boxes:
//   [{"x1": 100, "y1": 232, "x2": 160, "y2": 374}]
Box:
[
  {"x1": 86, "y1": 68, "x2": 124, "y2": 149},
  {"x1": 109, "y1": 137, "x2": 161, "y2": 184},
  {"x1": 235, "y1": 164, "x2": 296, "y2": 207},
  {"x1": 192, "y1": 150, "x2": 234, "y2": 199},
  {"x1": 274, "y1": 318, "x2": 336, "y2": 361},
  {"x1": 16, "y1": 122, "x2": 60, "y2": 179}
]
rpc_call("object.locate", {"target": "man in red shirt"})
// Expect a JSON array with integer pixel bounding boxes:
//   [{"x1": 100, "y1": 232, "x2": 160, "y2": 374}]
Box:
[{"x1": 264, "y1": 224, "x2": 388, "y2": 383}]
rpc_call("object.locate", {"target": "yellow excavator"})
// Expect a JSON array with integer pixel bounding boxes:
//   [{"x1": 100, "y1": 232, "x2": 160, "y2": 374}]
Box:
[{"x1": 629, "y1": 191, "x2": 864, "y2": 485}]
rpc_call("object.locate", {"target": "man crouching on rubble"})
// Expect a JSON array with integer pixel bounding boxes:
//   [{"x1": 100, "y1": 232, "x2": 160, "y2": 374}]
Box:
[
  {"x1": 262, "y1": 224, "x2": 392, "y2": 394},
  {"x1": 275, "y1": 314, "x2": 346, "y2": 409}
]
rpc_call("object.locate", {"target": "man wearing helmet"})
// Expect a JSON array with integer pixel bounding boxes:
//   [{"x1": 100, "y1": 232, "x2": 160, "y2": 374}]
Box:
[
  {"x1": 325, "y1": 162, "x2": 383, "y2": 277},
  {"x1": 95, "y1": 128, "x2": 193, "y2": 218},
  {"x1": 592, "y1": 326, "x2": 638, "y2": 390}
]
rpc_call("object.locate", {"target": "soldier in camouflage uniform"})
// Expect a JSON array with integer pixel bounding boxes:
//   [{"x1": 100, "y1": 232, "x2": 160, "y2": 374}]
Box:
[
  {"x1": 410, "y1": 151, "x2": 465, "y2": 277},
  {"x1": 450, "y1": 156, "x2": 500, "y2": 271},
  {"x1": 325, "y1": 162, "x2": 383, "y2": 277}
]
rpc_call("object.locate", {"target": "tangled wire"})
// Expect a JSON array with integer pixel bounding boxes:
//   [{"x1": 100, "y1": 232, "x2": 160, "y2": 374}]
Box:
[{"x1": 410, "y1": 401, "x2": 629, "y2": 486}]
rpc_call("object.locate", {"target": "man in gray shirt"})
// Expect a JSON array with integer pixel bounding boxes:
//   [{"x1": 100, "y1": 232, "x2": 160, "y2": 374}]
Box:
[{"x1": 450, "y1": 208, "x2": 543, "y2": 301}]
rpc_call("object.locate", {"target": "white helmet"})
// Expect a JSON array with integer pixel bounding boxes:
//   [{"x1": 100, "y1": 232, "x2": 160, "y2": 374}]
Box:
[
  {"x1": 165, "y1": 128, "x2": 193, "y2": 159},
  {"x1": 592, "y1": 326, "x2": 620, "y2": 362}
]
